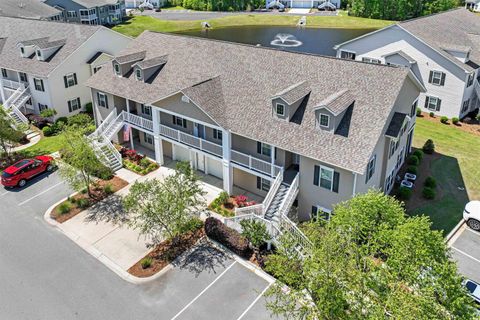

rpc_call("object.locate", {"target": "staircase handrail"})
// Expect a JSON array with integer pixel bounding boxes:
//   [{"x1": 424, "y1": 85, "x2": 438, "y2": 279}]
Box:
[
  {"x1": 262, "y1": 171, "x2": 283, "y2": 213},
  {"x1": 278, "y1": 215, "x2": 313, "y2": 252},
  {"x1": 224, "y1": 213, "x2": 282, "y2": 239},
  {"x1": 277, "y1": 173, "x2": 299, "y2": 219},
  {"x1": 100, "y1": 134, "x2": 122, "y2": 165},
  {"x1": 90, "y1": 108, "x2": 118, "y2": 138},
  {"x1": 234, "y1": 203, "x2": 264, "y2": 217},
  {"x1": 3, "y1": 85, "x2": 23, "y2": 108}
]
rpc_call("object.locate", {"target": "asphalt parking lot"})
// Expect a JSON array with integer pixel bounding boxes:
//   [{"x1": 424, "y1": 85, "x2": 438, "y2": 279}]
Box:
[
  {"x1": 450, "y1": 225, "x2": 480, "y2": 284},
  {"x1": 0, "y1": 171, "x2": 281, "y2": 320}
]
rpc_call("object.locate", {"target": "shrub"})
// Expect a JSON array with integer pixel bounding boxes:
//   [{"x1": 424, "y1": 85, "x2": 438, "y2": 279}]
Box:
[
  {"x1": 68, "y1": 196, "x2": 76, "y2": 204},
  {"x1": 139, "y1": 157, "x2": 151, "y2": 168},
  {"x1": 104, "y1": 183, "x2": 114, "y2": 195},
  {"x1": 179, "y1": 217, "x2": 204, "y2": 234},
  {"x1": 422, "y1": 139, "x2": 435, "y2": 154},
  {"x1": 140, "y1": 257, "x2": 153, "y2": 269},
  {"x1": 398, "y1": 187, "x2": 413, "y2": 201},
  {"x1": 240, "y1": 219, "x2": 271, "y2": 249},
  {"x1": 422, "y1": 187, "x2": 436, "y2": 199},
  {"x1": 55, "y1": 117, "x2": 68, "y2": 124},
  {"x1": 42, "y1": 125, "x2": 53, "y2": 137},
  {"x1": 76, "y1": 198, "x2": 90, "y2": 209},
  {"x1": 94, "y1": 165, "x2": 114, "y2": 180},
  {"x1": 452, "y1": 117, "x2": 459, "y2": 125},
  {"x1": 85, "y1": 102, "x2": 93, "y2": 114},
  {"x1": 406, "y1": 165, "x2": 418, "y2": 175},
  {"x1": 416, "y1": 108, "x2": 422, "y2": 116},
  {"x1": 68, "y1": 113, "x2": 93, "y2": 127},
  {"x1": 476, "y1": 114, "x2": 480, "y2": 121},
  {"x1": 413, "y1": 149, "x2": 423, "y2": 161},
  {"x1": 424, "y1": 176, "x2": 437, "y2": 189},
  {"x1": 40, "y1": 108, "x2": 57, "y2": 118},
  {"x1": 429, "y1": 112, "x2": 435, "y2": 117},
  {"x1": 218, "y1": 191, "x2": 230, "y2": 205},
  {"x1": 58, "y1": 201, "x2": 71, "y2": 214},
  {"x1": 204, "y1": 217, "x2": 252, "y2": 258},
  {"x1": 406, "y1": 155, "x2": 419, "y2": 166},
  {"x1": 440, "y1": 116, "x2": 449, "y2": 124},
  {"x1": 80, "y1": 188, "x2": 88, "y2": 194}
]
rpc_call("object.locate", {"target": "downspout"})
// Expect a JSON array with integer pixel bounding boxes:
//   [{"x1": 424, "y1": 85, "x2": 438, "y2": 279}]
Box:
[{"x1": 352, "y1": 172, "x2": 357, "y2": 197}]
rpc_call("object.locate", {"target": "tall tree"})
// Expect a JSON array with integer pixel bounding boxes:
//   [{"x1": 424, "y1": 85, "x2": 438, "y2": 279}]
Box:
[
  {"x1": 0, "y1": 107, "x2": 26, "y2": 160},
  {"x1": 265, "y1": 191, "x2": 475, "y2": 319},
  {"x1": 123, "y1": 161, "x2": 206, "y2": 246}
]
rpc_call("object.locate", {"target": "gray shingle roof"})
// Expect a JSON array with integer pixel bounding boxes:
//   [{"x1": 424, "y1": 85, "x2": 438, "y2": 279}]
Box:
[
  {"x1": 133, "y1": 55, "x2": 168, "y2": 70},
  {"x1": 385, "y1": 112, "x2": 407, "y2": 137},
  {"x1": 400, "y1": 8, "x2": 480, "y2": 72},
  {"x1": 0, "y1": 16, "x2": 101, "y2": 77},
  {"x1": 273, "y1": 81, "x2": 311, "y2": 105},
  {"x1": 115, "y1": 51, "x2": 146, "y2": 64},
  {"x1": 70, "y1": 0, "x2": 120, "y2": 8},
  {"x1": 0, "y1": 0, "x2": 61, "y2": 20},
  {"x1": 315, "y1": 89, "x2": 355, "y2": 116},
  {"x1": 86, "y1": 31, "x2": 414, "y2": 174}
]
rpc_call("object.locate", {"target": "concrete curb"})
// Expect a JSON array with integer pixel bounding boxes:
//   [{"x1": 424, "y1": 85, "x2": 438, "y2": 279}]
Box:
[{"x1": 446, "y1": 219, "x2": 466, "y2": 245}]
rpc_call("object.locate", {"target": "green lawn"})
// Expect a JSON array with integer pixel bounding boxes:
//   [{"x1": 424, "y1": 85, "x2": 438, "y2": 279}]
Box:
[
  {"x1": 21, "y1": 135, "x2": 63, "y2": 157},
  {"x1": 410, "y1": 118, "x2": 480, "y2": 234},
  {"x1": 113, "y1": 14, "x2": 394, "y2": 37}
]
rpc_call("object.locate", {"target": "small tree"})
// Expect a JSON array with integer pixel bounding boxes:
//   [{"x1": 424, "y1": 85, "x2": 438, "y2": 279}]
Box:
[
  {"x1": 0, "y1": 107, "x2": 25, "y2": 160},
  {"x1": 240, "y1": 219, "x2": 271, "y2": 249},
  {"x1": 40, "y1": 108, "x2": 57, "y2": 120},
  {"x1": 123, "y1": 161, "x2": 206, "y2": 246},
  {"x1": 57, "y1": 125, "x2": 105, "y2": 198}
]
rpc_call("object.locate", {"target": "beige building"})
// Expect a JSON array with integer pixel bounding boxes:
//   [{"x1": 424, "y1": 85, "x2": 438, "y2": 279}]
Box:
[{"x1": 86, "y1": 31, "x2": 425, "y2": 222}]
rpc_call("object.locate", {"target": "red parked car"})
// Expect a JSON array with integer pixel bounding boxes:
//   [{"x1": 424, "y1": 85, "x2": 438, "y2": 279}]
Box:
[{"x1": 1, "y1": 156, "x2": 54, "y2": 188}]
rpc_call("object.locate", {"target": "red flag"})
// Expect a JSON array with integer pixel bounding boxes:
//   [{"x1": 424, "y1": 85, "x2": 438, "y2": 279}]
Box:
[{"x1": 123, "y1": 124, "x2": 130, "y2": 141}]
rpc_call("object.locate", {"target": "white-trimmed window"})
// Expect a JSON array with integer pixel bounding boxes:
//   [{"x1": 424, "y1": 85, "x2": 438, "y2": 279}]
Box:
[
  {"x1": 384, "y1": 168, "x2": 395, "y2": 193},
  {"x1": 366, "y1": 155, "x2": 376, "y2": 183},
  {"x1": 257, "y1": 141, "x2": 271, "y2": 157},
  {"x1": 141, "y1": 104, "x2": 151, "y2": 116},
  {"x1": 311, "y1": 205, "x2": 333, "y2": 221},
  {"x1": 97, "y1": 92, "x2": 108, "y2": 108},
  {"x1": 67, "y1": 11, "x2": 77, "y2": 18},
  {"x1": 319, "y1": 114, "x2": 329, "y2": 127},
  {"x1": 213, "y1": 128, "x2": 223, "y2": 141},
  {"x1": 467, "y1": 73, "x2": 475, "y2": 87},
  {"x1": 67, "y1": 97, "x2": 81, "y2": 112},
  {"x1": 38, "y1": 103, "x2": 48, "y2": 112},
  {"x1": 410, "y1": 98, "x2": 418, "y2": 117},
  {"x1": 340, "y1": 50, "x2": 356, "y2": 60},
  {"x1": 275, "y1": 103, "x2": 285, "y2": 116},
  {"x1": 256, "y1": 177, "x2": 271, "y2": 192},
  {"x1": 135, "y1": 69, "x2": 142, "y2": 81},
  {"x1": 462, "y1": 99, "x2": 470, "y2": 113},
  {"x1": 19, "y1": 72, "x2": 27, "y2": 82},
  {"x1": 429, "y1": 70, "x2": 445, "y2": 86},
  {"x1": 33, "y1": 78, "x2": 44, "y2": 92},
  {"x1": 389, "y1": 139, "x2": 399, "y2": 159},
  {"x1": 172, "y1": 115, "x2": 187, "y2": 128},
  {"x1": 361, "y1": 57, "x2": 381, "y2": 64},
  {"x1": 143, "y1": 132, "x2": 153, "y2": 144},
  {"x1": 425, "y1": 96, "x2": 441, "y2": 111},
  {"x1": 314, "y1": 165, "x2": 339, "y2": 192},
  {"x1": 1, "y1": 68, "x2": 7, "y2": 78},
  {"x1": 64, "y1": 73, "x2": 77, "y2": 88},
  {"x1": 113, "y1": 63, "x2": 120, "y2": 75}
]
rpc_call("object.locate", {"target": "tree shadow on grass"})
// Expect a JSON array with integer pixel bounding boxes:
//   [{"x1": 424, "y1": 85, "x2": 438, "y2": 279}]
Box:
[
  {"x1": 83, "y1": 194, "x2": 129, "y2": 225},
  {"x1": 172, "y1": 239, "x2": 230, "y2": 277},
  {"x1": 406, "y1": 151, "x2": 469, "y2": 236}
]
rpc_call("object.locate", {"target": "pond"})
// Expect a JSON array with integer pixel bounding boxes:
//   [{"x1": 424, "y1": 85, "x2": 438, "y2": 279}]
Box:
[{"x1": 178, "y1": 26, "x2": 375, "y2": 56}]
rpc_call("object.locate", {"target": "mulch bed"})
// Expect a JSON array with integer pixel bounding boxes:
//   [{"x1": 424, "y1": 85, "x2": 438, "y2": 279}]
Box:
[
  {"x1": 51, "y1": 176, "x2": 128, "y2": 223},
  {"x1": 128, "y1": 228, "x2": 205, "y2": 278},
  {"x1": 420, "y1": 112, "x2": 480, "y2": 136}
]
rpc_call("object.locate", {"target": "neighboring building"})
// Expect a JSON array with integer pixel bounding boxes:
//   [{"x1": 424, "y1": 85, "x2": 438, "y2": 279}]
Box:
[
  {"x1": 0, "y1": 0, "x2": 63, "y2": 21},
  {"x1": 0, "y1": 16, "x2": 131, "y2": 122},
  {"x1": 43, "y1": 0, "x2": 126, "y2": 25},
  {"x1": 267, "y1": 0, "x2": 340, "y2": 9},
  {"x1": 86, "y1": 31, "x2": 424, "y2": 222},
  {"x1": 334, "y1": 9, "x2": 480, "y2": 119},
  {"x1": 466, "y1": 0, "x2": 480, "y2": 12},
  {"x1": 125, "y1": 0, "x2": 163, "y2": 9}
]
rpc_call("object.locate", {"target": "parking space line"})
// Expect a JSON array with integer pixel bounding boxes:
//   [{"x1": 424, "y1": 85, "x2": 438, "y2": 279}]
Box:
[
  {"x1": 18, "y1": 181, "x2": 65, "y2": 206},
  {"x1": 451, "y1": 247, "x2": 480, "y2": 264},
  {"x1": 0, "y1": 190, "x2": 9, "y2": 197},
  {"x1": 170, "y1": 261, "x2": 237, "y2": 320},
  {"x1": 236, "y1": 282, "x2": 272, "y2": 320},
  {"x1": 465, "y1": 228, "x2": 480, "y2": 237}
]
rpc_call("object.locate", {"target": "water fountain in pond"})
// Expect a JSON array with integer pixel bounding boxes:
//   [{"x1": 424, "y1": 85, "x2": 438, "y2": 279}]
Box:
[{"x1": 270, "y1": 33, "x2": 303, "y2": 48}]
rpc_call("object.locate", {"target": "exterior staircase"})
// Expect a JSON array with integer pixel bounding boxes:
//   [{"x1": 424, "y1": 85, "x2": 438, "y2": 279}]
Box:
[
  {"x1": 1, "y1": 84, "x2": 30, "y2": 128},
  {"x1": 264, "y1": 183, "x2": 289, "y2": 221}
]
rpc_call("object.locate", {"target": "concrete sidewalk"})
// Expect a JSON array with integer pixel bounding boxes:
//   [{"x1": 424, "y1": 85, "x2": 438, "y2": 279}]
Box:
[{"x1": 47, "y1": 164, "x2": 223, "y2": 281}]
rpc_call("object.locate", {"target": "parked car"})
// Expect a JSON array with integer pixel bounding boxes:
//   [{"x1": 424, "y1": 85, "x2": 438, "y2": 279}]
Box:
[
  {"x1": 1, "y1": 156, "x2": 54, "y2": 188},
  {"x1": 465, "y1": 279, "x2": 480, "y2": 304},
  {"x1": 463, "y1": 201, "x2": 480, "y2": 231}
]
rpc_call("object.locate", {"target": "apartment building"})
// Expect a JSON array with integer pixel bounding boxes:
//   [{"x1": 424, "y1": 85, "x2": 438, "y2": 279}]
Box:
[
  {"x1": 44, "y1": 0, "x2": 126, "y2": 26},
  {"x1": 334, "y1": 9, "x2": 480, "y2": 119},
  {"x1": 86, "y1": 31, "x2": 424, "y2": 222},
  {"x1": 0, "y1": 17, "x2": 130, "y2": 124},
  {"x1": 0, "y1": 0, "x2": 63, "y2": 21}
]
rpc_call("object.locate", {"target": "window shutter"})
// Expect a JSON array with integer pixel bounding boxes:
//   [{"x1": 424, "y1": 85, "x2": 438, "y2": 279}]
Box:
[
  {"x1": 436, "y1": 98, "x2": 441, "y2": 111},
  {"x1": 40, "y1": 79, "x2": 44, "y2": 91},
  {"x1": 257, "y1": 142, "x2": 261, "y2": 154},
  {"x1": 182, "y1": 119, "x2": 187, "y2": 128},
  {"x1": 172, "y1": 115, "x2": 176, "y2": 124},
  {"x1": 428, "y1": 71, "x2": 433, "y2": 84},
  {"x1": 274, "y1": 148, "x2": 277, "y2": 160},
  {"x1": 313, "y1": 165, "x2": 319, "y2": 186},
  {"x1": 105, "y1": 95, "x2": 108, "y2": 109},
  {"x1": 256, "y1": 177, "x2": 261, "y2": 189},
  {"x1": 77, "y1": 98, "x2": 81, "y2": 109},
  {"x1": 424, "y1": 96, "x2": 429, "y2": 109},
  {"x1": 440, "y1": 73, "x2": 446, "y2": 86},
  {"x1": 333, "y1": 172, "x2": 340, "y2": 193},
  {"x1": 64, "y1": 76, "x2": 68, "y2": 88},
  {"x1": 73, "y1": 73, "x2": 77, "y2": 85},
  {"x1": 68, "y1": 100, "x2": 72, "y2": 112}
]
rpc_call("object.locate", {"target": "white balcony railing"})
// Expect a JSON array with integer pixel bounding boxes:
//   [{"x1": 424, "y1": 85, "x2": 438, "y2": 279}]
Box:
[
  {"x1": 122, "y1": 111, "x2": 154, "y2": 132},
  {"x1": 231, "y1": 149, "x2": 283, "y2": 178},
  {"x1": 1, "y1": 79, "x2": 23, "y2": 91},
  {"x1": 91, "y1": 108, "x2": 118, "y2": 138},
  {"x1": 234, "y1": 203, "x2": 264, "y2": 217},
  {"x1": 159, "y1": 124, "x2": 223, "y2": 158}
]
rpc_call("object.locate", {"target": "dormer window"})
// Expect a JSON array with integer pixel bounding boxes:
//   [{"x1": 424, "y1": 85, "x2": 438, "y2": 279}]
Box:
[
  {"x1": 36, "y1": 50, "x2": 42, "y2": 59},
  {"x1": 114, "y1": 63, "x2": 120, "y2": 75},
  {"x1": 20, "y1": 47, "x2": 25, "y2": 55},
  {"x1": 275, "y1": 103, "x2": 285, "y2": 116},
  {"x1": 135, "y1": 68, "x2": 142, "y2": 81},
  {"x1": 319, "y1": 114, "x2": 330, "y2": 128}
]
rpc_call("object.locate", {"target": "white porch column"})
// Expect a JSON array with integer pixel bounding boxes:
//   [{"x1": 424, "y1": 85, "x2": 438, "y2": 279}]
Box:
[
  {"x1": 352, "y1": 172, "x2": 357, "y2": 197},
  {"x1": 0, "y1": 80, "x2": 5, "y2": 104},
  {"x1": 222, "y1": 129, "x2": 233, "y2": 195},
  {"x1": 271, "y1": 145, "x2": 276, "y2": 178},
  {"x1": 126, "y1": 99, "x2": 134, "y2": 149},
  {"x1": 190, "y1": 149, "x2": 195, "y2": 169},
  {"x1": 152, "y1": 108, "x2": 164, "y2": 165},
  {"x1": 172, "y1": 144, "x2": 176, "y2": 161}
]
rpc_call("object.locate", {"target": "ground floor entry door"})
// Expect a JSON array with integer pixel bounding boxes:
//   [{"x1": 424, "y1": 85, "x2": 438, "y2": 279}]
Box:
[{"x1": 197, "y1": 153, "x2": 205, "y2": 172}]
